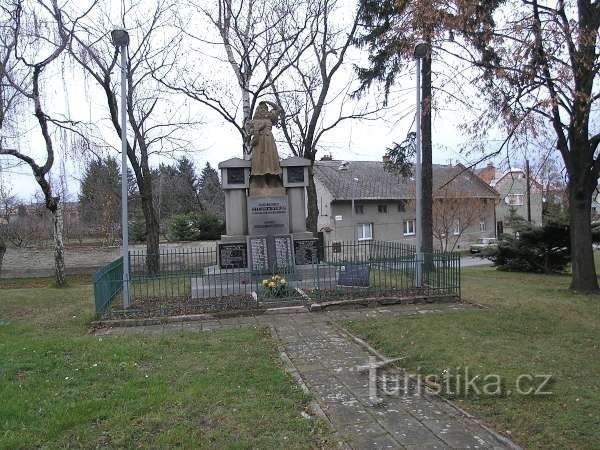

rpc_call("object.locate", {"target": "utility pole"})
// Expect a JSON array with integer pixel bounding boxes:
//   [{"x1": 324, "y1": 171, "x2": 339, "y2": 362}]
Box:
[
  {"x1": 526, "y1": 159, "x2": 532, "y2": 223},
  {"x1": 414, "y1": 41, "x2": 430, "y2": 288}
]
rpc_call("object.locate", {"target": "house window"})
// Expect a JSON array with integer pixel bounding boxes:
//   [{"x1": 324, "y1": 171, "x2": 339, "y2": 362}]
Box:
[
  {"x1": 505, "y1": 194, "x2": 524, "y2": 206},
  {"x1": 354, "y1": 204, "x2": 364, "y2": 214},
  {"x1": 403, "y1": 220, "x2": 415, "y2": 236},
  {"x1": 377, "y1": 204, "x2": 388, "y2": 214},
  {"x1": 398, "y1": 201, "x2": 406, "y2": 212},
  {"x1": 357, "y1": 223, "x2": 373, "y2": 241},
  {"x1": 480, "y1": 218, "x2": 486, "y2": 232},
  {"x1": 453, "y1": 220, "x2": 460, "y2": 235}
]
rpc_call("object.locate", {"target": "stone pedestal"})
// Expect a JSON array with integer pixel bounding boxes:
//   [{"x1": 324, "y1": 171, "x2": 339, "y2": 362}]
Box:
[
  {"x1": 218, "y1": 158, "x2": 251, "y2": 237},
  {"x1": 217, "y1": 156, "x2": 314, "y2": 273}
]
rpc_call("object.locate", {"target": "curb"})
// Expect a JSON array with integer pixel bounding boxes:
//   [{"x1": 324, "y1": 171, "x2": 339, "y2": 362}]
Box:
[{"x1": 310, "y1": 294, "x2": 457, "y2": 311}]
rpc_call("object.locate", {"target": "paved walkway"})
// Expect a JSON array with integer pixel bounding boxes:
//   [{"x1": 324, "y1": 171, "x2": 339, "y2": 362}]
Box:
[{"x1": 97, "y1": 303, "x2": 515, "y2": 449}]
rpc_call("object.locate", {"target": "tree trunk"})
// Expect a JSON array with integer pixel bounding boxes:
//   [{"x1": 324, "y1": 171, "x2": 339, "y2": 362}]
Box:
[
  {"x1": 0, "y1": 235, "x2": 6, "y2": 275},
  {"x1": 139, "y1": 179, "x2": 160, "y2": 275},
  {"x1": 421, "y1": 41, "x2": 434, "y2": 280},
  {"x1": 52, "y1": 202, "x2": 66, "y2": 286},
  {"x1": 568, "y1": 178, "x2": 598, "y2": 292},
  {"x1": 306, "y1": 163, "x2": 319, "y2": 235}
]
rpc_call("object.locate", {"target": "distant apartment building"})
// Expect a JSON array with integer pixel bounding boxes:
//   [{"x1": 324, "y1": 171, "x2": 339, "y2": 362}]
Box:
[
  {"x1": 314, "y1": 160, "x2": 499, "y2": 251},
  {"x1": 474, "y1": 163, "x2": 543, "y2": 235}
]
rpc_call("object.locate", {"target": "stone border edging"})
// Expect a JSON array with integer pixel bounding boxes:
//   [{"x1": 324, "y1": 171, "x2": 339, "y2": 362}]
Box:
[
  {"x1": 309, "y1": 294, "x2": 457, "y2": 311},
  {"x1": 91, "y1": 295, "x2": 459, "y2": 329}
]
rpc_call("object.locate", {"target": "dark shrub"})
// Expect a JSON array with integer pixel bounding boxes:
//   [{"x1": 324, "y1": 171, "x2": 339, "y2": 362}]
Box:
[
  {"x1": 486, "y1": 223, "x2": 571, "y2": 273},
  {"x1": 169, "y1": 212, "x2": 224, "y2": 241}
]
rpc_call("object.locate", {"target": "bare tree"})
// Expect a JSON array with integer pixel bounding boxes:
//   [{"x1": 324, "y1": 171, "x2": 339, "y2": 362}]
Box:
[
  {"x1": 66, "y1": 0, "x2": 194, "y2": 274},
  {"x1": 158, "y1": 0, "x2": 317, "y2": 158},
  {"x1": 432, "y1": 194, "x2": 487, "y2": 252},
  {"x1": 0, "y1": 0, "x2": 93, "y2": 285},
  {"x1": 447, "y1": 0, "x2": 600, "y2": 291},
  {"x1": 270, "y1": 0, "x2": 378, "y2": 233}
]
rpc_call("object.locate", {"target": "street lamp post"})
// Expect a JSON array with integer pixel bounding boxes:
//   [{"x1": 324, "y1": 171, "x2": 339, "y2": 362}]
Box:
[
  {"x1": 413, "y1": 41, "x2": 429, "y2": 288},
  {"x1": 111, "y1": 28, "x2": 130, "y2": 308}
]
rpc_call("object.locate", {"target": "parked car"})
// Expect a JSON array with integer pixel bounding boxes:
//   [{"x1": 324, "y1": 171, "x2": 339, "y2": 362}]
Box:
[{"x1": 470, "y1": 238, "x2": 498, "y2": 254}]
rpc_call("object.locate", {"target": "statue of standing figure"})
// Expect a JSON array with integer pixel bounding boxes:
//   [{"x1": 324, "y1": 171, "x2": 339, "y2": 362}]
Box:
[{"x1": 247, "y1": 101, "x2": 285, "y2": 196}]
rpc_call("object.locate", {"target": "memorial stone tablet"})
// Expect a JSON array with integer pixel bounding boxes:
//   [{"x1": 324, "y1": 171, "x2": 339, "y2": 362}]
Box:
[
  {"x1": 218, "y1": 242, "x2": 247, "y2": 269},
  {"x1": 247, "y1": 196, "x2": 289, "y2": 236},
  {"x1": 294, "y1": 239, "x2": 318, "y2": 265},
  {"x1": 274, "y1": 235, "x2": 294, "y2": 271},
  {"x1": 248, "y1": 237, "x2": 269, "y2": 272},
  {"x1": 287, "y1": 166, "x2": 305, "y2": 183},
  {"x1": 227, "y1": 167, "x2": 245, "y2": 185}
]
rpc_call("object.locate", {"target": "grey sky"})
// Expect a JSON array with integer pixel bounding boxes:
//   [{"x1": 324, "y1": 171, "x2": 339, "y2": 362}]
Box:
[{"x1": 1, "y1": 0, "x2": 490, "y2": 202}]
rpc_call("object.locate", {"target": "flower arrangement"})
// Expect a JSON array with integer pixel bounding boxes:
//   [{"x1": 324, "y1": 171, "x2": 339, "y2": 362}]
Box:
[{"x1": 261, "y1": 274, "x2": 287, "y2": 297}]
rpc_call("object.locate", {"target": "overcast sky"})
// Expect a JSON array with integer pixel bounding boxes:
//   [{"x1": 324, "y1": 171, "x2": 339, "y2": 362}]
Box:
[{"x1": 0, "y1": 0, "x2": 510, "y2": 203}]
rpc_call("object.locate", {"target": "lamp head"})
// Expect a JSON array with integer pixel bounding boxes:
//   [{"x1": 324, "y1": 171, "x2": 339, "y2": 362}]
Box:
[
  {"x1": 413, "y1": 41, "x2": 430, "y2": 59},
  {"x1": 111, "y1": 29, "x2": 130, "y2": 47}
]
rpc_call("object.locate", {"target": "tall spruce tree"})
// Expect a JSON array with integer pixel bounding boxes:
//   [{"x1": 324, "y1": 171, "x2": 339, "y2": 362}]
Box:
[
  {"x1": 198, "y1": 163, "x2": 224, "y2": 220},
  {"x1": 354, "y1": 0, "x2": 434, "y2": 256},
  {"x1": 79, "y1": 157, "x2": 121, "y2": 244}
]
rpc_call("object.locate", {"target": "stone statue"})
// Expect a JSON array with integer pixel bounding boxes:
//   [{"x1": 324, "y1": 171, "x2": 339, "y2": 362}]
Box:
[{"x1": 247, "y1": 101, "x2": 285, "y2": 196}]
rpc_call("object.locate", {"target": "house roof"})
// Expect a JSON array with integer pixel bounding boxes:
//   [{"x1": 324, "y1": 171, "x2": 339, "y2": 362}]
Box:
[
  {"x1": 493, "y1": 169, "x2": 544, "y2": 190},
  {"x1": 314, "y1": 160, "x2": 498, "y2": 201},
  {"x1": 474, "y1": 164, "x2": 497, "y2": 184}
]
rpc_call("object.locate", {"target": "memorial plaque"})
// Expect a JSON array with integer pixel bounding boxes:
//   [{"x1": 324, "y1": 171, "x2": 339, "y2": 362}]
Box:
[
  {"x1": 287, "y1": 166, "x2": 305, "y2": 183},
  {"x1": 274, "y1": 235, "x2": 294, "y2": 271},
  {"x1": 227, "y1": 167, "x2": 245, "y2": 185},
  {"x1": 337, "y1": 264, "x2": 370, "y2": 287},
  {"x1": 218, "y1": 242, "x2": 248, "y2": 269},
  {"x1": 294, "y1": 239, "x2": 318, "y2": 265},
  {"x1": 247, "y1": 196, "x2": 289, "y2": 236},
  {"x1": 248, "y1": 236, "x2": 268, "y2": 272},
  {"x1": 247, "y1": 234, "x2": 295, "y2": 273}
]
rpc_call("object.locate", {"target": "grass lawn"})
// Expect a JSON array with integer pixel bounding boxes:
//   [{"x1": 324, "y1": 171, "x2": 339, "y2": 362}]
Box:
[
  {"x1": 0, "y1": 279, "x2": 331, "y2": 448},
  {"x1": 347, "y1": 267, "x2": 600, "y2": 449}
]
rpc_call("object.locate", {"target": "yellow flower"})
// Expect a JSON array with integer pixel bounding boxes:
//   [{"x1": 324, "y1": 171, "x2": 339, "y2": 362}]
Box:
[
  {"x1": 273, "y1": 275, "x2": 281, "y2": 281},
  {"x1": 279, "y1": 278, "x2": 287, "y2": 285},
  {"x1": 268, "y1": 282, "x2": 276, "y2": 288},
  {"x1": 262, "y1": 279, "x2": 269, "y2": 286}
]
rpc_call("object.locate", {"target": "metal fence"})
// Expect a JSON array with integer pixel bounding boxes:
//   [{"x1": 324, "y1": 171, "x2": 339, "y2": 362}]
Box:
[
  {"x1": 94, "y1": 241, "x2": 460, "y2": 319},
  {"x1": 93, "y1": 257, "x2": 123, "y2": 315}
]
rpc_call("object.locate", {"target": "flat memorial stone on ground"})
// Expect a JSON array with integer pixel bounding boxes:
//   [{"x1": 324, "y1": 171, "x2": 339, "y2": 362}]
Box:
[{"x1": 338, "y1": 264, "x2": 370, "y2": 287}]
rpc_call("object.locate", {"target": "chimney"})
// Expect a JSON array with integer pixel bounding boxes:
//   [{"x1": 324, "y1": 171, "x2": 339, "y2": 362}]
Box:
[{"x1": 487, "y1": 162, "x2": 494, "y2": 168}]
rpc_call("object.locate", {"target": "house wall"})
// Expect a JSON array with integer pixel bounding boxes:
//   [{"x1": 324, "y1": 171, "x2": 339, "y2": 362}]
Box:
[
  {"x1": 494, "y1": 173, "x2": 543, "y2": 233},
  {"x1": 318, "y1": 199, "x2": 496, "y2": 251}
]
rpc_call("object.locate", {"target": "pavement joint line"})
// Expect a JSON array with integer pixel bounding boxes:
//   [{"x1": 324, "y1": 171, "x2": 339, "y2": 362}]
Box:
[{"x1": 332, "y1": 323, "x2": 521, "y2": 450}]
